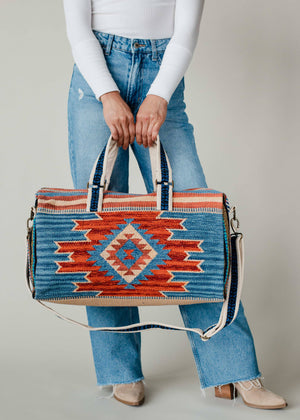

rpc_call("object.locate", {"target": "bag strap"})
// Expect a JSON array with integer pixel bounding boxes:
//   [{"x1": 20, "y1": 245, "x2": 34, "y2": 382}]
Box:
[
  {"x1": 86, "y1": 134, "x2": 173, "y2": 212},
  {"x1": 149, "y1": 137, "x2": 174, "y2": 211},
  {"x1": 26, "y1": 220, "x2": 244, "y2": 341}
]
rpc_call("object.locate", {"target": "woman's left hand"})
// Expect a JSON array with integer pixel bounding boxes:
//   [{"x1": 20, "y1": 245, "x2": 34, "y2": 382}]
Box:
[{"x1": 135, "y1": 94, "x2": 168, "y2": 147}]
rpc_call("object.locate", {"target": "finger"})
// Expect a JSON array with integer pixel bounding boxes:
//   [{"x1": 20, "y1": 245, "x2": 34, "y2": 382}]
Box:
[
  {"x1": 128, "y1": 117, "x2": 136, "y2": 145},
  {"x1": 110, "y1": 125, "x2": 119, "y2": 142},
  {"x1": 115, "y1": 123, "x2": 124, "y2": 148},
  {"x1": 142, "y1": 118, "x2": 149, "y2": 147},
  {"x1": 122, "y1": 119, "x2": 130, "y2": 150},
  {"x1": 151, "y1": 122, "x2": 161, "y2": 145},
  {"x1": 135, "y1": 118, "x2": 142, "y2": 145},
  {"x1": 147, "y1": 120, "x2": 157, "y2": 147}
]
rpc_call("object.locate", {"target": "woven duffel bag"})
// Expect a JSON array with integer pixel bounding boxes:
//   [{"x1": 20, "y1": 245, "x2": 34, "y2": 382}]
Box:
[{"x1": 26, "y1": 134, "x2": 244, "y2": 341}]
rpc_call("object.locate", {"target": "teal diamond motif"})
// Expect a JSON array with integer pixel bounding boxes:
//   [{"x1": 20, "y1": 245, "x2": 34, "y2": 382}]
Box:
[{"x1": 116, "y1": 240, "x2": 143, "y2": 269}]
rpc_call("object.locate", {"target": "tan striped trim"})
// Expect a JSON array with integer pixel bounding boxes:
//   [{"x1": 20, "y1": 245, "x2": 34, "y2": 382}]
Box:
[
  {"x1": 39, "y1": 198, "x2": 87, "y2": 206},
  {"x1": 36, "y1": 206, "x2": 223, "y2": 214},
  {"x1": 39, "y1": 197, "x2": 222, "y2": 206},
  {"x1": 43, "y1": 296, "x2": 224, "y2": 306}
]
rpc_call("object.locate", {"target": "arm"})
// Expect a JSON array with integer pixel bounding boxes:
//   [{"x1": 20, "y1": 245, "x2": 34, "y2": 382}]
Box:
[
  {"x1": 63, "y1": 0, "x2": 134, "y2": 148},
  {"x1": 63, "y1": 0, "x2": 120, "y2": 102},
  {"x1": 136, "y1": 0, "x2": 205, "y2": 147},
  {"x1": 146, "y1": 0, "x2": 205, "y2": 104}
]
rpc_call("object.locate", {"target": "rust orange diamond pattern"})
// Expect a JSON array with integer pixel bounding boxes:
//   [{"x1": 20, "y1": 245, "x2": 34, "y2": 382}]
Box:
[
  {"x1": 55, "y1": 211, "x2": 204, "y2": 297},
  {"x1": 100, "y1": 223, "x2": 158, "y2": 283}
]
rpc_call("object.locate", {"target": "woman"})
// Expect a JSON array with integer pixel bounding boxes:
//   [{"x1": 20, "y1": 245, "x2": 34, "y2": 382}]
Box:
[{"x1": 63, "y1": 0, "x2": 287, "y2": 409}]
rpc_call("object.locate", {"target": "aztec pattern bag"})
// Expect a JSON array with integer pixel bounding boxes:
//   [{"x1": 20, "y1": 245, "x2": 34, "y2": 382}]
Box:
[{"x1": 26, "y1": 134, "x2": 244, "y2": 341}]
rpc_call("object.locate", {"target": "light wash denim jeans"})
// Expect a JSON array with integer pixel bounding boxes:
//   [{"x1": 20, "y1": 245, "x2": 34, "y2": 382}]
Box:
[{"x1": 67, "y1": 31, "x2": 262, "y2": 390}]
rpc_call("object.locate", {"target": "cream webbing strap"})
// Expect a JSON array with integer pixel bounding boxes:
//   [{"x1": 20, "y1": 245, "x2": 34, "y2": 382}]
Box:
[
  {"x1": 29, "y1": 234, "x2": 244, "y2": 342},
  {"x1": 86, "y1": 134, "x2": 173, "y2": 212}
]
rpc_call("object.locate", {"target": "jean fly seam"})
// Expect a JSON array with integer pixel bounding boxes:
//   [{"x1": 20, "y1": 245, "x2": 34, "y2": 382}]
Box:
[
  {"x1": 136, "y1": 58, "x2": 144, "y2": 110},
  {"x1": 125, "y1": 52, "x2": 136, "y2": 104}
]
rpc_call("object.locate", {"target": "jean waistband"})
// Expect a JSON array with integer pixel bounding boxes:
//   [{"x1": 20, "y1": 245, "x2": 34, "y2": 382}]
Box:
[{"x1": 92, "y1": 30, "x2": 171, "y2": 57}]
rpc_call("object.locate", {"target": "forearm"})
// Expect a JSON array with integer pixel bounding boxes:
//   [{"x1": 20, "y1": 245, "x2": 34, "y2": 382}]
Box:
[
  {"x1": 147, "y1": 0, "x2": 205, "y2": 103},
  {"x1": 63, "y1": 0, "x2": 120, "y2": 101}
]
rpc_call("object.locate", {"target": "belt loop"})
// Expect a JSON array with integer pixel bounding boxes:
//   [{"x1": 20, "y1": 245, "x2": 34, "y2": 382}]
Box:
[
  {"x1": 151, "y1": 39, "x2": 158, "y2": 61},
  {"x1": 105, "y1": 34, "x2": 114, "y2": 55}
]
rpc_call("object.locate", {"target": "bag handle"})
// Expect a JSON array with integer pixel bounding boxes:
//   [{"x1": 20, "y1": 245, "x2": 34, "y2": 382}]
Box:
[{"x1": 86, "y1": 134, "x2": 174, "y2": 212}]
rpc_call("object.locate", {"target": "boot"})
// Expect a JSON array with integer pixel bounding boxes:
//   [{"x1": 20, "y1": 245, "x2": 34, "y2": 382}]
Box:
[
  {"x1": 113, "y1": 380, "x2": 145, "y2": 406},
  {"x1": 215, "y1": 378, "x2": 287, "y2": 409}
]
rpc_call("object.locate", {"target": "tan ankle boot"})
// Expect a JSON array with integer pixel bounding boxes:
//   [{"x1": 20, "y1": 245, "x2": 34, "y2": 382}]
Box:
[
  {"x1": 113, "y1": 380, "x2": 145, "y2": 406},
  {"x1": 215, "y1": 378, "x2": 287, "y2": 409}
]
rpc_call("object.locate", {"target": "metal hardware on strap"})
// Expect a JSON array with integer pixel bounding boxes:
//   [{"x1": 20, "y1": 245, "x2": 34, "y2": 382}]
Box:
[
  {"x1": 155, "y1": 179, "x2": 174, "y2": 188},
  {"x1": 230, "y1": 205, "x2": 242, "y2": 235},
  {"x1": 26, "y1": 205, "x2": 36, "y2": 297},
  {"x1": 27, "y1": 206, "x2": 35, "y2": 231},
  {"x1": 87, "y1": 180, "x2": 107, "y2": 189}
]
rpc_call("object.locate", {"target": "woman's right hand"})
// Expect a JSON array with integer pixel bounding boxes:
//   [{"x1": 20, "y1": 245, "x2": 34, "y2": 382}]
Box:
[{"x1": 100, "y1": 91, "x2": 135, "y2": 150}]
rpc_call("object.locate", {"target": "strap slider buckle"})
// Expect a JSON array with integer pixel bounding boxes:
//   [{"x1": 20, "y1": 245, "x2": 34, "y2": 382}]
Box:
[
  {"x1": 155, "y1": 179, "x2": 174, "y2": 188},
  {"x1": 87, "y1": 179, "x2": 107, "y2": 189}
]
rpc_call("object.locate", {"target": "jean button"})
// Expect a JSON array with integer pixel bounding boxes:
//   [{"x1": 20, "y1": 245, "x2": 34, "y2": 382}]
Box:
[{"x1": 134, "y1": 42, "x2": 139, "y2": 48}]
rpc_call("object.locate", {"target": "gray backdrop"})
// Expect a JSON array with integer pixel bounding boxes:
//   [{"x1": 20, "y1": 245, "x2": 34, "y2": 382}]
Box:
[{"x1": 1, "y1": 1, "x2": 299, "y2": 419}]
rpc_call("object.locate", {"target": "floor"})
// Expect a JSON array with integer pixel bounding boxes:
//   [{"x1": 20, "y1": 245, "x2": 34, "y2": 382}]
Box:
[{"x1": 1, "y1": 356, "x2": 298, "y2": 420}]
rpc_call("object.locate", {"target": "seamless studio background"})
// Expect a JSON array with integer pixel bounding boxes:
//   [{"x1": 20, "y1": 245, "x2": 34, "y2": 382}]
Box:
[{"x1": 0, "y1": 1, "x2": 299, "y2": 419}]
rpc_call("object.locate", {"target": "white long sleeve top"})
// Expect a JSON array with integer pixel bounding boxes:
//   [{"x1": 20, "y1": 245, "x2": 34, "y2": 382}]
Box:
[{"x1": 63, "y1": 0, "x2": 205, "y2": 103}]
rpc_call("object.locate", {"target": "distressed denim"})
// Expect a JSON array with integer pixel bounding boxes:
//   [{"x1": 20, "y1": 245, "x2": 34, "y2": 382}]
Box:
[{"x1": 67, "y1": 31, "x2": 262, "y2": 390}]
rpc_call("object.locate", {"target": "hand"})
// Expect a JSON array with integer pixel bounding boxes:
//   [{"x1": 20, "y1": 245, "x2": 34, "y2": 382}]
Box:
[
  {"x1": 100, "y1": 91, "x2": 135, "y2": 150},
  {"x1": 136, "y1": 94, "x2": 168, "y2": 147}
]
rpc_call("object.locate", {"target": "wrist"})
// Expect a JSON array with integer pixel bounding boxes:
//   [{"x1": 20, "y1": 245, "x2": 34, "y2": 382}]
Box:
[
  {"x1": 99, "y1": 90, "x2": 121, "y2": 103},
  {"x1": 146, "y1": 93, "x2": 168, "y2": 105}
]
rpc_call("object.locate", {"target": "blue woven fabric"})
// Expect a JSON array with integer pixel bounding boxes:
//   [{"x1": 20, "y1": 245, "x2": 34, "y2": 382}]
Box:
[{"x1": 32, "y1": 206, "x2": 229, "y2": 303}]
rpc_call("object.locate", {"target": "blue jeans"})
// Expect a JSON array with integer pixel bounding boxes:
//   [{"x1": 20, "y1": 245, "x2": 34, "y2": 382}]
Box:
[{"x1": 67, "y1": 31, "x2": 262, "y2": 389}]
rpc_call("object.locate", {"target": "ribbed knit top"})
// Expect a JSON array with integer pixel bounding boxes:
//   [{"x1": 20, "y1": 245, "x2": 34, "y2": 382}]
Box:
[{"x1": 63, "y1": 0, "x2": 204, "y2": 103}]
